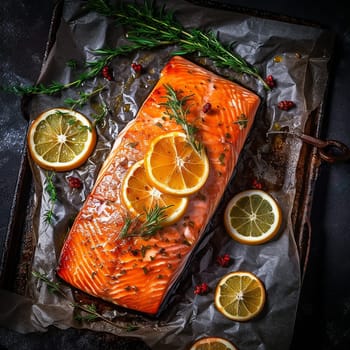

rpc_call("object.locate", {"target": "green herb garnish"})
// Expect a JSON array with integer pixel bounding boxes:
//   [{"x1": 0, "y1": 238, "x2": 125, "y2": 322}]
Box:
[
  {"x1": 32, "y1": 271, "x2": 139, "y2": 331},
  {"x1": 64, "y1": 85, "x2": 106, "y2": 109},
  {"x1": 161, "y1": 84, "x2": 202, "y2": 153},
  {"x1": 234, "y1": 113, "x2": 248, "y2": 129},
  {"x1": 3, "y1": 0, "x2": 269, "y2": 96},
  {"x1": 87, "y1": 0, "x2": 270, "y2": 90},
  {"x1": 44, "y1": 171, "x2": 57, "y2": 224},
  {"x1": 119, "y1": 204, "x2": 169, "y2": 239}
]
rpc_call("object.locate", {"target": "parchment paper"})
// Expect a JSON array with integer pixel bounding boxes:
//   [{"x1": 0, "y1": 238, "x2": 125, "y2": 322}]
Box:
[{"x1": 0, "y1": 0, "x2": 334, "y2": 349}]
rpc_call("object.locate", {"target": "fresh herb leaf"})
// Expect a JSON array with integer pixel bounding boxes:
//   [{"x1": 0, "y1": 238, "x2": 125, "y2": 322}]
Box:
[
  {"x1": 91, "y1": 101, "x2": 108, "y2": 126},
  {"x1": 87, "y1": 0, "x2": 270, "y2": 90},
  {"x1": 119, "y1": 205, "x2": 169, "y2": 239},
  {"x1": 74, "y1": 303, "x2": 100, "y2": 322},
  {"x1": 64, "y1": 85, "x2": 106, "y2": 109},
  {"x1": 66, "y1": 59, "x2": 78, "y2": 69},
  {"x1": 233, "y1": 113, "x2": 248, "y2": 129},
  {"x1": 161, "y1": 84, "x2": 202, "y2": 153},
  {"x1": 32, "y1": 271, "x2": 139, "y2": 331},
  {"x1": 44, "y1": 171, "x2": 57, "y2": 224}
]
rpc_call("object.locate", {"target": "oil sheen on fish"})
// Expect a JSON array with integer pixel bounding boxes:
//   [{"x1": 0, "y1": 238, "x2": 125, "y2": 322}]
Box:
[{"x1": 57, "y1": 56, "x2": 260, "y2": 315}]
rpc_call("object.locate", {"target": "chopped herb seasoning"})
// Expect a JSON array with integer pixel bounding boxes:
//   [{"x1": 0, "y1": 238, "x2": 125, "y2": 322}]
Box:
[
  {"x1": 233, "y1": 114, "x2": 248, "y2": 130},
  {"x1": 195, "y1": 192, "x2": 206, "y2": 201},
  {"x1": 127, "y1": 142, "x2": 139, "y2": 148},
  {"x1": 141, "y1": 245, "x2": 151, "y2": 257},
  {"x1": 219, "y1": 153, "x2": 225, "y2": 165}
]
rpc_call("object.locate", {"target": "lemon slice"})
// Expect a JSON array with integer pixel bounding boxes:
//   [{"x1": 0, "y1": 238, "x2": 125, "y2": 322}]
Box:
[
  {"x1": 190, "y1": 336, "x2": 238, "y2": 350},
  {"x1": 121, "y1": 159, "x2": 188, "y2": 225},
  {"x1": 27, "y1": 108, "x2": 96, "y2": 172},
  {"x1": 224, "y1": 189, "x2": 282, "y2": 245},
  {"x1": 144, "y1": 131, "x2": 209, "y2": 196},
  {"x1": 214, "y1": 271, "x2": 266, "y2": 322}
]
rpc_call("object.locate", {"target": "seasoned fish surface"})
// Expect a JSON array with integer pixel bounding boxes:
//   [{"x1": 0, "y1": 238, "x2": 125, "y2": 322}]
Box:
[{"x1": 57, "y1": 56, "x2": 260, "y2": 314}]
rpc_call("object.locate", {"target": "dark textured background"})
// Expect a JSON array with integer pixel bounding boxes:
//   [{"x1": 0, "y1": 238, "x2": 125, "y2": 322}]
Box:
[{"x1": 1, "y1": 0, "x2": 349, "y2": 349}]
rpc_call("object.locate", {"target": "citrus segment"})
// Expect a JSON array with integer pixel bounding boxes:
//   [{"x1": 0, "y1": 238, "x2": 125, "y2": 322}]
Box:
[
  {"x1": 214, "y1": 271, "x2": 265, "y2": 322},
  {"x1": 144, "y1": 131, "x2": 209, "y2": 196},
  {"x1": 190, "y1": 336, "x2": 238, "y2": 350},
  {"x1": 224, "y1": 189, "x2": 282, "y2": 245},
  {"x1": 121, "y1": 159, "x2": 188, "y2": 225},
  {"x1": 27, "y1": 108, "x2": 96, "y2": 171}
]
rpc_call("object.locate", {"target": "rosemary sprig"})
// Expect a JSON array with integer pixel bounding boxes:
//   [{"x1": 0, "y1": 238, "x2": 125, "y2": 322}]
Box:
[
  {"x1": 32, "y1": 271, "x2": 139, "y2": 331},
  {"x1": 161, "y1": 84, "x2": 202, "y2": 153},
  {"x1": 87, "y1": 0, "x2": 270, "y2": 90},
  {"x1": 3, "y1": 43, "x2": 150, "y2": 96},
  {"x1": 91, "y1": 101, "x2": 109, "y2": 126},
  {"x1": 74, "y1": 303, "x2": 100, "y2": 322},
  {"x1": 44, "y1": 171, "x2": 57, "y2": 224},
  {"x1": 64, "y1": 85, "x2": 106, "y2": 109},
  {"x1": 3, "y1": 0, "x2": 270, "y2": 97},
  {"x1": 119, "y1": 205, "x2": 169, "y2": 239}
]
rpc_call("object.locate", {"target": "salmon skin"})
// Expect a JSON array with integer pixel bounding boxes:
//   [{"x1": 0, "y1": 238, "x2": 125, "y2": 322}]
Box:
[{"x1": 57, "y1": 56, "x2": 260, "y2": 315}]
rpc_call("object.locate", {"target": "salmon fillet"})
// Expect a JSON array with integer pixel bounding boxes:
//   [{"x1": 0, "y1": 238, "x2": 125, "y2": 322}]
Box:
[{"x1": 57, "y1": 56, "x2": 260, "y2": 315}]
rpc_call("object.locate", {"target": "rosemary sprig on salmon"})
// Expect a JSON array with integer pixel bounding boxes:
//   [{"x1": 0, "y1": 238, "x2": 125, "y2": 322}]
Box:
[
  {"x1": 161, "y1": 84, "x2": 202, "y2": 153},
  {"x1": 119, "y1": 205, "x2": 169, "y2": 239}
]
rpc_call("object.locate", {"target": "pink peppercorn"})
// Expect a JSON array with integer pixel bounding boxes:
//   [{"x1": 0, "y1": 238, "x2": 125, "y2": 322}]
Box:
[
  {"x1": 278, "y1": 100, "x2": 295, "y2": 111},
  {"x1": 131, "y1": 62, "x2": 142, "y2": 74},
  {"x1": 216, "y1": 254, "x2": 231, "y2": 267},
  {"x1": 252, "y1": 179, "x2": 263, "y2": 190},
  {"x1": 67, "y1": 176, "x2": 82, "y2": 189},
  {"x1": 194, "y1": 282, "x2": 209, "y2": 295},
  {"x1": 264, "y1": 75, "x2": 276, "y2": 89},
  {"x1": 102, "y1": 65, "x2": 113, "y2": 81}
]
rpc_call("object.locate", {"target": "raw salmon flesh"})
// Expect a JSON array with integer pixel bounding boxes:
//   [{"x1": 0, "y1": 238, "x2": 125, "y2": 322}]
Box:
[{"x1": 57, "y1": 56, "x2": 260, "y2": 315}]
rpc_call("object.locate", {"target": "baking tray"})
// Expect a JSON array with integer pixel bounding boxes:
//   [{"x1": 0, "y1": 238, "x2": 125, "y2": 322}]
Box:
[
  {"x1": 0, "y1": 0, "x2": 336, "y2": 348},
  {"x1": 0, "y1": 0, "x2": 328, "y2": 294}
]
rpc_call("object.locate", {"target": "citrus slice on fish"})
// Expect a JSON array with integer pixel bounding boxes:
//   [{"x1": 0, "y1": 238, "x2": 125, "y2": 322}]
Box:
[
  {"x1": 144, "y1": 131, "x2": 209, "y2": 196},
  {"x1": 121, "y1": 159, "x2": 188, "y2": 225}
]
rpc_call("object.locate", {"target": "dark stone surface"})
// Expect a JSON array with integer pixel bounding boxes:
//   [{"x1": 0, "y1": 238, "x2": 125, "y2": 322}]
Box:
[{"x1": 1, "y1": 0, "x2": 349, "y2": 349}]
